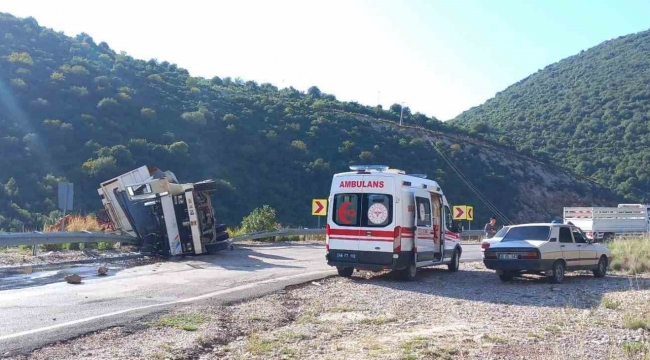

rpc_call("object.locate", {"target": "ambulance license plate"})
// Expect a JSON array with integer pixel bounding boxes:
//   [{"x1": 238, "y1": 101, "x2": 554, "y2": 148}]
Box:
[
  {"x1": 336, "y1": 252, "x2": 356, "y2": 260},
  {"x1": 498, "y1": 253, "x2": 519, "y2": 260}
]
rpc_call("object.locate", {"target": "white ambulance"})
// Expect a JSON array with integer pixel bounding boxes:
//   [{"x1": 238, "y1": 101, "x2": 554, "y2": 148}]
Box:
[{"x1": 325, "y1": 165, "x2": 463, "y2": 280}]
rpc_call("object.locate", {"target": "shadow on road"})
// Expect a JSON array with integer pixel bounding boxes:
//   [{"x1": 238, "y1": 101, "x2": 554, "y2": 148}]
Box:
[
  {"x1": 182, "y1": 247, "x2": 305, "y2": 272},
  {"x1": 350, "y1": 265, "x2": 649, "y2": 309}
]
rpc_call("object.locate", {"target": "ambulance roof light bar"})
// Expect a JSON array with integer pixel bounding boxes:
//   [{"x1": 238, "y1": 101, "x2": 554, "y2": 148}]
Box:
[{"x1": 349, "y1": 165, "x2": 389, "y2": 172}]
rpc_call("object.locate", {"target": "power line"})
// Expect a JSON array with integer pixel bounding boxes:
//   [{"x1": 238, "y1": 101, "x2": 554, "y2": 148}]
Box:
[{"x1": 406, "y1": 116, "x2": 515, "y2": 225}]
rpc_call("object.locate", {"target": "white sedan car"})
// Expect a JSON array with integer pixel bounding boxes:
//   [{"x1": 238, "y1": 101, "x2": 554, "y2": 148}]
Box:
[
  {"x1": 483, "y1": 223, "x2": 612, "y2": 283},
  {"x1": 481, "y1": 226, "x2": 510, "y2": 256}
]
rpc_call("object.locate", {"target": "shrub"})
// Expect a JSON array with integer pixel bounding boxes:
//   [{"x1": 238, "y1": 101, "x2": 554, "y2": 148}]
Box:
[
  {"x1": 608, "y1": 238, "x2": 650, "y2": 274},
  {"x1": 141, "y1": 107, "x2": 156, "y2": 118},
  {"x1": 181, "y1": 111, "x2": 206, "y2": 125},
  {"x1": 97, "y1": 97, "x2": 118, "y2": 109},
  {"x1": 240, "y1": 205, "x2": 279, "y2": 234},
  {"x1": 8, "y1": 51, "x2": 34, "y2": 65}
]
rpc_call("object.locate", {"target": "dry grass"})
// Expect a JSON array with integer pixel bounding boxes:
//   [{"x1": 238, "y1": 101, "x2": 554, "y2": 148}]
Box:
[
  {"x1": 608, "y1": 238, "x2": 650, "y2": 274},
  {"x1": 44, "y1": 215, "x2": 103, "y2": 232}
]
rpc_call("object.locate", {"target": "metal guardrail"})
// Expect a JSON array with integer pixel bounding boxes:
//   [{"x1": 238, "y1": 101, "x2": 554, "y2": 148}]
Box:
[
  {"x1": 1, "y1": 228, "x2": 484, "y2": 248},
  {"x1": 0, "y1": 232, "x2": 138, "y2": 247},
  {"x1": 231, "y1": 228, "x2": 484, "y2": 242},
  {"x1": 460, "y1": 230, "x2": 485, "y2": 238},
  {"x1": 230, "y1": 228, "x2": 324, "y2": 242}
]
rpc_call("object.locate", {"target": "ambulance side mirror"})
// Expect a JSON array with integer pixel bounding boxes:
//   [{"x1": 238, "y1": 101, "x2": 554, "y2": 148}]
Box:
[{"x1": 453, "y1": 221, "x2": 463, "y2": 233}]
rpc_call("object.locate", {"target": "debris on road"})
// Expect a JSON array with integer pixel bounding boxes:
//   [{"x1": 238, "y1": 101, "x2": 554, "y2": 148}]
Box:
[
  {"x1": 63, "y1": 274, "x2": 81, "y2": 284},
  {"x1": 97, "y1": 266, "x2": 108, "y2": 276},
  {"x1": 8, "y1": 263, "x2": 650, "y2": 359},
  {"x1": 0, "y1": 248, "x2": 141, "y2": 268}
]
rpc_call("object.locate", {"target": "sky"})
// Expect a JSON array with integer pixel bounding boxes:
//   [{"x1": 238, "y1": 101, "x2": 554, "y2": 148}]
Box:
[{"x1": 1, "y1": 0, "x2": 650, "y2": 120}]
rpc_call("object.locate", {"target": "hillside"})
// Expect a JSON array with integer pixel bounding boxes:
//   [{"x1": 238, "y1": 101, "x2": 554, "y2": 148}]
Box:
[
  {"x1": 451, "y1": 28, "x2": 650, "y2": 202},
  {"x1": 0, "y1": 12, "x2": 622, "y2": 232}
]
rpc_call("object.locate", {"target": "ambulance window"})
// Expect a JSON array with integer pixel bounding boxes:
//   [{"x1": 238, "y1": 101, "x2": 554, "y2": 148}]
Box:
[
  {"x1": 363, "y1": 194, "x2": 392, "y2": 227},
  {"x1": 444, "y1": 205, "x2": 453, "y2": 229},
  {"x1": 332, "y1": 193, "x2": 393, "y2": 227},
  {"x1": 415, "y1": 197, "x2": 432, "y2": 227},
  {"x1": 333, "y1": 194, "x2": 359, "y2": 226}
]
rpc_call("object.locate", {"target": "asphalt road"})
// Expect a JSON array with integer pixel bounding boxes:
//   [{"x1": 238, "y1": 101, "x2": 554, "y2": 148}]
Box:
[{"x1": 0, "y1": 243, "x2": 481, "y2": 355}]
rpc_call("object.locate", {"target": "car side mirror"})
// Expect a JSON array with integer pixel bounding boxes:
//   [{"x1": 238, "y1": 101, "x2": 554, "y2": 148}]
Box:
[{"x1": 586, "y1": 238, "x2": 593, "y2": 244}]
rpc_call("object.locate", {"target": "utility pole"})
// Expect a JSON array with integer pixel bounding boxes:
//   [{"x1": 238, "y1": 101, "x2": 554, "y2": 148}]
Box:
[{"x1": 399, "y1": 102, "x2": 405, "y2": 126}]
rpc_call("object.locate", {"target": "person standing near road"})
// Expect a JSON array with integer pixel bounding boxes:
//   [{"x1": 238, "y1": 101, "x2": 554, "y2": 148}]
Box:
[{"x1": 484, "y1": 217, "x2": 497, "y2": 238}]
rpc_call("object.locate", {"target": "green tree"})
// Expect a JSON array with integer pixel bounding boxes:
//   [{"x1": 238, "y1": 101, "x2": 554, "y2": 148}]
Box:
[
  {"x1": 181, "y1": 111, "x2": 207, "y2": 125},
  {"x1": 8, "y1": 51, "x2": 33, "y2": 65},
  {"x1": 240, "y1": 205, "x2": 279, "y2": 234}
]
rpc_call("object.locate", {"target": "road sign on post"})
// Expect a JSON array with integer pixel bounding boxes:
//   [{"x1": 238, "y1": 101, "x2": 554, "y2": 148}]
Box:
[
  {"x1": 466, "y1": 206, "x2": 474, "y2": 230},
  {"x1": 312, "y1": 199, "x2": 327, "y2": 229},
  {"x1": 58, "y1": 182, "x2": 73, "y2": 211},
  {"x1": 312, "y1": 199, "x2": 327, "y2": 216},
  {"x1": 452, "y1": 205, "x2": 467, "y2": 220},
  {"x1": 58, "y1": 182, "x2": 73, "y2": 232}
]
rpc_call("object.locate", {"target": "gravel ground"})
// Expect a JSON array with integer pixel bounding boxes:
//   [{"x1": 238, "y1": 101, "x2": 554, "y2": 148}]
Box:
[
  {"x1": 0, "y1": 246, "x2": 142, "y2": 268},
  {"x1": 6, "y1": 262, "x2": 650, "y2": 360}
]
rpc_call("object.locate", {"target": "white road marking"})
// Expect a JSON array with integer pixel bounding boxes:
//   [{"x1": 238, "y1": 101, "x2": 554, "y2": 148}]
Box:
[{"x1": 0, "y1": 270, "x2": 336, "y2": 341}]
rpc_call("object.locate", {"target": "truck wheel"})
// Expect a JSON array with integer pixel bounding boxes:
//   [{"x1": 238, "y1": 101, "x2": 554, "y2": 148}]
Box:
[
  {"x1": 593, "y1": 256, "x2": 608, "y2": 278},
  {"x1": 547, "y1": 260, "x2": 565, "y2": 284},
  {"x1": 400, "y1": 254, "x2": 418, "y2": 281},
  {"x1": 603, "y1": 233, "x2": 614, "y2": 242},
  {"x1": 447, "y1": 249, "x2": 460, "y2": 272},
  {"x1": 337, "y1": 266, "x2": 354, "y2": 277},
  {"x1": 214, "y1": 224, "x2": 228, "y2": 233}
]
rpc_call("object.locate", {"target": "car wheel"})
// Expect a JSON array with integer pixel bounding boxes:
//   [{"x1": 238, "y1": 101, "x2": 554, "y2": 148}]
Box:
[
  {"x1": 498, "y1": 271, "x2": 514, "y2": 282},
  {"x1": 337, "y1": 266, "x2": 354, "y2": 277},
  {"x1": 448, "y1": 249, "x2": 460, "y2": 272},
  {"x1": 593, "y1": 256, "x2": 608, "y2": 278},
  {"x1": 401, "y1": 254, "x2": 418, "y2": 281},
  {"x1": 548, "y1": 261, "x2": 565, "y2": 284}
]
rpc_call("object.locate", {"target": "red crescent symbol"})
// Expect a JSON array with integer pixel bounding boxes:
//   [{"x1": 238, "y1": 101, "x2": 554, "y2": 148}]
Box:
[{"x1": 338, "y1": 202, "x2": 356, "y2": 224}]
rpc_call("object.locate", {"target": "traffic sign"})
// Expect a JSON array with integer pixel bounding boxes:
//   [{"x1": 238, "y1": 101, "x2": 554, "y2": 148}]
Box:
[
  {"x1": 58, "y1": 182, "x2": 73, "y2": 211},
  {"x1": 312, "y1": 199, "x2": 328, "y2": 216},
  {"x1": 466, "y1": 206, "x2": 474, "y2": 221},
  {"x1": 452, "y1": 205, "x2": 467, "y2": 220}
]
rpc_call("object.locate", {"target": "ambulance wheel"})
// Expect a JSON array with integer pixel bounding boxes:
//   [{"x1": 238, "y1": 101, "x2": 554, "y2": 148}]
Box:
[
  {"x1": 448, "y1": 249, "x2": 460, "y2": 272},
  {"x1": 337, "y1": 266, "x2": 354, "y2": 278},
  {"x1": 401, "y1": 254, "x2": 417, "y2": 281}
]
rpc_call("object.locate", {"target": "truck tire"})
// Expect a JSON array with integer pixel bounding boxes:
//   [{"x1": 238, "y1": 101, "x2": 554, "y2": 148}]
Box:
[
  {"x1": 215, "y1": 232, "x2": 230, "y2": 242},
  {"x1": 214, "y1": 224, "x2": 228, "y2": 233},
  {"x1": 337, "y1": 266, "x2": 354, "y2": 277}
]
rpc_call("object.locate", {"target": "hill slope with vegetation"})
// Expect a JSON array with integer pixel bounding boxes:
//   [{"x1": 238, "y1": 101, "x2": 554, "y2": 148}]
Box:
[
  {"x1": 0, "y1": 12, "x2": 622, "y2": 232},
  {"x1": 452, "y1": 28, "x2": 650, "y2": 202}
]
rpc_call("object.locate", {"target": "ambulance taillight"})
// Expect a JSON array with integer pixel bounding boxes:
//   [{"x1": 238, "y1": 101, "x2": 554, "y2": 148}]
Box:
[
  {"x1": 325, "y1": 224, "x2": 331, "y2": 251},
  {"x1": 393, "y1": 226, "x2": 401, "y2": 253}
]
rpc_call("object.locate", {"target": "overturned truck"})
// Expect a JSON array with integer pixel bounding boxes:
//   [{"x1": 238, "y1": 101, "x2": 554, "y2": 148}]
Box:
[{"x1": 97, "y1": 165, "x2": 231, "y2": 256}]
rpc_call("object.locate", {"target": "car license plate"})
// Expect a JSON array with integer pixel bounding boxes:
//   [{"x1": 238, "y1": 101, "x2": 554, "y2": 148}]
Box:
[
  {"x1": 336, "y1": 252, "x2": 356, "y2": 260},
  {"x1": 498, "y1": 253, "x2": 519, "y2": 260}
]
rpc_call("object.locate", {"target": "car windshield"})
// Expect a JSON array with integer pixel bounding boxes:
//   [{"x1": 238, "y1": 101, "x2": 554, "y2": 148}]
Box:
[{"x1": 500, "y1": 226, "x2": 551, "y2": 242}]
